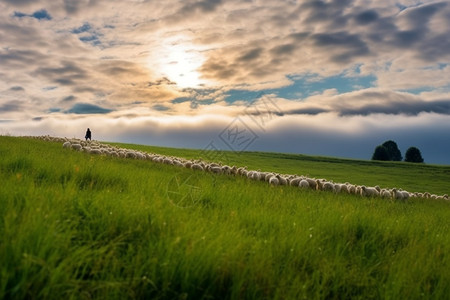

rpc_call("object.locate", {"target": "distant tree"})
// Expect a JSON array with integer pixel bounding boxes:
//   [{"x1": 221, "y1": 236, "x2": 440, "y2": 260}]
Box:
[
  {"x1": 372, "y1": 145, "x2": 390, "y2": 161},
  {"x1": 382, "y1": 140, "x2": 402, "y2": 161},
  {"x1": 404, "y1": 147, "x2": 424, "y2": 163}
]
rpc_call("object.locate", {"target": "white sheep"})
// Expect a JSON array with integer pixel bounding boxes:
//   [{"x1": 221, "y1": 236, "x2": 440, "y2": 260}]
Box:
[
  {"x1": 265, "y1": 173, "x2": 274, "y2": 182},
  {"x1": 360, "y1": 186, "x2": 380, "y2": 197},
  {"x1": 63, "y1": 141, "x2": 71, "y2": 148},
  {"x1": 71, "y1": 143, "x2": 82, "y2": 151},
  {"x1": 251, "y1": 171, "x2": 261, "y2": 181},
  {"x1": 392, "y1": 188, "x2": 406, "y2": 200},
  {"x1": 173, "y1": 160, "x2": 184, "y2": 167},
  {"x1": 289, "y1": 177, "x2": 302, "y2": 187},
  {"x1": 380, "y1": 189, "x2": 392, "y2": 199},
  {"x1": 277, "y1": 175, "x2": 288, "y2": 185},
  {"x1": 210, "y1": 166, "x2": 222, "y2": 174},
  {"x1": 191, "y1": 164, "x2": 204, "y2": 171},
  {"x1": 89, "y1": 148, "x2": 102, "y2": 155},
  {"x1": 269, "y1": 176, "x2": 279, "y2": 186},
  {"x1": 299, "y1": 179, "x2": 310, "y2": 189},
  {"x1": 132, "y1": 152, "x2": 143, "y2": 160},
  {"x1": 321, "y1": 181, "x2": 335, "y2": 192},
  {"x1": 125, "y1": 151, "x2": 136, "y2": 159},
  {"x1": 222, "y1": 165, "x2": 232, "y2": 175}
]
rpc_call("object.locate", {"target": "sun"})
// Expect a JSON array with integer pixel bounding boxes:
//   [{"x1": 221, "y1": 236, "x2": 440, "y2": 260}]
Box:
[{"x1": 153, "y1": 37, "x2": 209, "y2": 89}]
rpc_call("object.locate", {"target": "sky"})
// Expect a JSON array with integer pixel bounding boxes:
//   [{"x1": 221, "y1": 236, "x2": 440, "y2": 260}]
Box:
[{"x1": 1, "y1": 0, "x2": 450, "y2": 164}]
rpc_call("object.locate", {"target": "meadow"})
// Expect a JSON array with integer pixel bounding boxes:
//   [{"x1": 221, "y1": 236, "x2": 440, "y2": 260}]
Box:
[{"x1": 1, "y1": 136, "x2": 449, "y2": 299}]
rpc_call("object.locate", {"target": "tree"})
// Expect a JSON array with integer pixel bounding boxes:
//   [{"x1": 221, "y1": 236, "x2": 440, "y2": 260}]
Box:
[
  {"x1": 404, "y1": 147, "x2": 424, "y2": 163},
  {"x1": 382, "y1": 140, "x2": 402, "y2": 161},
  {"x1": 372, "y1": 145, "x2": 390, "y2": 161}
]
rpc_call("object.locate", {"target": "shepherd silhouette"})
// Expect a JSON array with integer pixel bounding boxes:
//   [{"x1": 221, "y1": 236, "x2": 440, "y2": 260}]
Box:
[{"x1": 85, "y1": 128, "x2": 91, "y2": 141}]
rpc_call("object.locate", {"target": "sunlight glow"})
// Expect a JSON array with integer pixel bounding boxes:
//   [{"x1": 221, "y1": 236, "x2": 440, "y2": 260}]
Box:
[{"x1": 152, "y1": 36, "x2": 210, "y2": 89}]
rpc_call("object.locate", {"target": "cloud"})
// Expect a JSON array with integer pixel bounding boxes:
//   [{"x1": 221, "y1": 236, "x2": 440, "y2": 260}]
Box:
[
  {"x1": 0, "y1": 100, "x2": 23, "y2": 113},
  {"x1": 3, "y1": 0, "x2": 35, "y2": 6},
  {"x1": 10, "y1": 86, "x2": 25, "y2": 91},
  {"x1": 13, "y1": 9, "x2": 52, "y2": 20},
  {"x1": 354, "y1": 10, "x2": 379, "y2": 25},
  {"x1": 71, "y1": 22, "x2": 91, "y2": 34},
  {"x1": 62, "y1": 95, "x2": 76, "y2": 102},
  {"x1": 65, "y1": 103, "x2": 113, "y2": 114},
  {"x1": 276, "y1": 89, "x2": 450, "y2": 117}
]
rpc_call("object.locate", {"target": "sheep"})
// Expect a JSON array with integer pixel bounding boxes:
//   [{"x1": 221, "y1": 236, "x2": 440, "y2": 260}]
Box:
[
  {"x1": 173, "y1": 160, "x2": 184, "y2": 167},
  {"x1": 299, "y1": 179, "x2": 310, "y2": 189},
  {"x1": 277, "y1": 175, "x2": 288, "y2": 186},
  {"x1": 89, "y1": 148, "x2": 102, "y2": 155},
  {"x1": 125, "y1": 151, "x2": 136, "y2": 159},
  {"x1": 347, "y1": 184, "x2": 356, "y2": 194},
  {"x1": 191, "y1": 164, "x2": 204, "y2": 171},
  {"x1": 321, "y1": 181, "x2": 335, "y2": 192},
  {"x1": 360, "y1": 186, "x2": 380, "y2": 197},
  {"x1": 401, "y1": 190, "x2": 410, "y2": 200},
  {"x1": 162, "y1": 157, "x2": 172, "y2": 164},
  {"x1": 63, "y1": 141, "x2": 71, "y2": 148},
  {"x1": 333, "y1": 183, "x2": 341, "y2": 193},
  {"x1": 304, "y1": 178, "x2": 318, "y2": 190},
  {"x1": 265, "y1": 173, "x2": 275, "y2": 182},
  {"x1": 210, "y1": 166, "x2": 222, "y2": 174},
  {"x1": 71, "y1": 143, "x2": 82, "y2": 151},
  {"x1": 251, "y1": 171, "x2": 261, "y2": 181},
  {"x1": 237, "y1": 167, "x2": 247, "y2": 176},
  {"x1": 338, "y1": 184, "x2": 349, "y2": 194},
  {"x1": 380, "y1": 189, "x2": 392, "y2": 199},
  {"x1": 392, "y1": 189, "x2": 407, "y2": 201},
  {"x1": 222, "y1": 165, "x2": 232, "y2": 175},
  {"x1": 289, "y1": 177, "x2": 302, "y2": 187},
  {"x1": 269, "y1": 176, "x2": 279, "y2": 186}
]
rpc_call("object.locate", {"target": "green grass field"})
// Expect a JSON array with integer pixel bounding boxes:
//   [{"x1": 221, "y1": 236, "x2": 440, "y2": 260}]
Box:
[{"x1": 1, "y1": 136, "x2": 449, "y2": 299}]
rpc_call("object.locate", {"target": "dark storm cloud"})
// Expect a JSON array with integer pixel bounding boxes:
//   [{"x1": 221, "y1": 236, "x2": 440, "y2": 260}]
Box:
[
  {"x1": 387, "y1": 2, "x2": 449, "y2": 59},
  {"x1": 0, "y1": 49, "x2": 47, "y2": 68},
  {"x1": 71, "y1": 22, "x2": 92, "y2": 34},
  {"x1": 97, "y1": 60, "x2": 148, "y2": 78},
  {"x1": 34, "y1": 61, "x2": 88, "y2": 86},
  {"x1": 13, "y1": 9, "x2": 52, "y2": 20},
  {"x1": 279, "y1": 91, "x2": 450, "y2": 117},
  {"x1": 280, "y1": 107, "x2": 328, "y2": 116},
  {"x1": 419, "y1": 33, "x2": 450, "y2": 62},
  {"x1": 10, "y1": 86, "x2": 25, "y2": 91},
  {"x1": 179, "y1": 0, "x2": 222, "y2": 14},
  {"x1": 63, "y1": 0, "x2": 99, "y2": 15},
  {"x1": 339, "y1": 98, "x2": 450, "y2": 116},
  {"x1": 354, "y1": 10, "x2": 379, "y2": 25},
  {"x1": 0, "y1": 100, "x2": 23, "y2": 112},
  {"x1": 270, "y1": 44, "x2": 296, "y2": 56},
  {"x1": 299, "y1": 0, "x2": 352, "y2": 30},
  {"x1": 152, "y1": 104, "x2": 170, "y2": 111},
  {"x1": 312, "y1": 32, "x2": 370, "y2": 63},
  {"x1": 62, "y1": 95, "x2": 76, "y2": 102},
  {"x1": 238, "y1": 48, "x2": 264, "y2": 62},
  {"x1": 403, "y1": 2, "x2": 446, "y2": 26},
  {"x1": 3, "y1": 0, "x2": 36, "y2": 6},
  {"x1": 65, "y1": 103, "x2": 113, "y2": 114}
]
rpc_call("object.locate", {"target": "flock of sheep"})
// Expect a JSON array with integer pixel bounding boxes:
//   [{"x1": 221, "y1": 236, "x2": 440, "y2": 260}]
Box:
[{"x1": 30, "y1": 135, "x2": 449, "y2": 201}]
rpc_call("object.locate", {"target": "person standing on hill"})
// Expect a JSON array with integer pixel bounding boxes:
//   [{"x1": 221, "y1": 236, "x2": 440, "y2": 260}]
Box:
[{"x1": 85, "y1": 128, "x2": 92, "y2": 141}]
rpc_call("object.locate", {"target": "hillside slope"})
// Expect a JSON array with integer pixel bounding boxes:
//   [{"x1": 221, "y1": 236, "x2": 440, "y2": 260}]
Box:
[{"x1": 1, "y1": 136, "x2": 449, "y2": 299}]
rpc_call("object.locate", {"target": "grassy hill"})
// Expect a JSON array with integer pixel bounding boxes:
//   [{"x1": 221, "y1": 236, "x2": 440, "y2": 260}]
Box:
[
  {"x1": 108, "y1": 141, "x2": 450, "y2": 196},
  {"x1": 1, "y1": 136, "x2": 449, "y2": 299}
]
